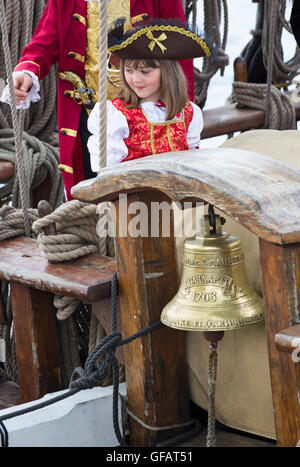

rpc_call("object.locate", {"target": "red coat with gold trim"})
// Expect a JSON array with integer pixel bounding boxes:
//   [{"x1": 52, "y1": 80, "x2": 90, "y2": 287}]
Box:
[{"x1": 14, "y1": 0, "x2": 194, "y2": 200}]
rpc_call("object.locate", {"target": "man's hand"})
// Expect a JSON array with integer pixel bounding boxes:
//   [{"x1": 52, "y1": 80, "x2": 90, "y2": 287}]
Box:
[{"x1": 13, "y1": 73, "x2": 33, "y2": 106}]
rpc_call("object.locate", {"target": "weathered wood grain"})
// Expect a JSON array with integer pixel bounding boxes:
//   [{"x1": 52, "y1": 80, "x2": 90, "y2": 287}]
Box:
[
  {"x1": 260, "y1": 239, "x2": 300, "y2": 447},
  {"x1": 72, "y1": 148, "x2": 300, "y2": 244},
  {"x1": 0, "y1": 236, "x2": 116, "y2": 302},
  {"x1": 10, "y1": 283, "x2": 62, "y2": 403},
  {"x1": 202, "y1": 105, "x2": 265, "y2": 138},
  {"x1": 114, "y1": 192, "x2": 189, "y2": 446}
]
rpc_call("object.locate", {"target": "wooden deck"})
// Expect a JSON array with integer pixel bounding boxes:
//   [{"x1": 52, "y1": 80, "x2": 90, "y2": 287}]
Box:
[
  {"x1": 0, "y1": 378, "x2": 275, "y2": 447},
  {"x1": 179, "y1": 428, "x2": 275, "y2": 447}
]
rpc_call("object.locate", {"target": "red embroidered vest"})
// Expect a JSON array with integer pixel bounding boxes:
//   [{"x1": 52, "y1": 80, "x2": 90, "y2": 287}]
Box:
[{"x1": 111, "y1": 98, "x2": 194, "y2": 162}]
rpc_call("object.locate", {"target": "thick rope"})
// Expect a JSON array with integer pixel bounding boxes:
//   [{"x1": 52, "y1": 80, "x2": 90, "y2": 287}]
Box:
[
  {"x1": 262, "y1": 0, "x2": 300, "y2": 86},
  {"x1": 31, "y1": 200, "x2": 109, "y2": 321},
  {"x1": 0, "y1": 205, "x2": 38, "y2": 241},
  {"x1": 32, "y1": 200, "x2": 99, "y2": 263},
  {"x1": 206, "y1": 343, "x2": 218, "y2": 447},
  {"x1": 18, "y1": 0, "x2": 35, "y2": 134},
  {"x1": 230, "y1": 0, "x2": 299, "y2": 130},
  {"x1": 264, "y1": 0, "x2": 278, "y2": 128},
  {"x1": 98, "y1": 0, "x2": 107, "y2": 169},
  {"x1": 0, "y1": 0, "x2": 58, "y2": 143},
  {"x1": 232, "y1": 81, "x2": 296, "y2": 129},
  {"x1": 0, "y1": 0, "x2": 30, "y2": 237},
  {"x1": 0, "y1": 129, "x2": 64, "y2": 209},
  {"x1": 192, "y1": 0, "x2": 229, "y2": 108}
]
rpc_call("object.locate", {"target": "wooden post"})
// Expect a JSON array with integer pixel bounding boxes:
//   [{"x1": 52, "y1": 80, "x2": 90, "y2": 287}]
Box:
[
  {"x1": 113, "y1": 191, "x2": 190, "y2": 446},
  {"x1": 10, "y1": 283, "x2": 62, "y2": 403},
  {"x1": 259, "y1": 239, "x2": 300, "y2": 446}
]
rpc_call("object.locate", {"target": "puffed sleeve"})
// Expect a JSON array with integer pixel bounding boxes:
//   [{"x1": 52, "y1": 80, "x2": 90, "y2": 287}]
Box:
[
  {"x1": 186, "y1": 101, "x2": 203, "y2": 150},
  {"x1": 87, "y1": 101, "x2": 129, "y2": 172}
]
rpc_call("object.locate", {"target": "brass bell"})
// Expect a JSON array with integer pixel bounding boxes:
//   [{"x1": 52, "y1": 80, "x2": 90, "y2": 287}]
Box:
[
  {"x1": 161, "y1": 208, "x2": 264, "y2": 447},
  {"x1": 161, "y1": 212, "x2": 264, "y2": 331}
]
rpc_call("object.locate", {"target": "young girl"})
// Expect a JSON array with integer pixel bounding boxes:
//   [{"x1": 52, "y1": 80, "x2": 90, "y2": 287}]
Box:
[{"x1": 87, "y1": 19, "x2": 213, "y2": 171}]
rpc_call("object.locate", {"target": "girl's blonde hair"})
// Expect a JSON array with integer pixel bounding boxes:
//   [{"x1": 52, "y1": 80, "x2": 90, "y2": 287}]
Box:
[{"x1": 120, "y1": 59, "x2": 188, "y2": 120}]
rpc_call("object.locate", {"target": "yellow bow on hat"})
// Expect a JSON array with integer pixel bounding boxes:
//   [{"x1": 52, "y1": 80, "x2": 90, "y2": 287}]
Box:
[{"x1": 146, "y1": 31, "x2": 167, "y2": 53}]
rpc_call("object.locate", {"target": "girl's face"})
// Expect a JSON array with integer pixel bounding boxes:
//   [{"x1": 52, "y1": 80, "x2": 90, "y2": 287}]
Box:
[{"x1": 124, "y1": 61, "x2": 162, "y2": 102}]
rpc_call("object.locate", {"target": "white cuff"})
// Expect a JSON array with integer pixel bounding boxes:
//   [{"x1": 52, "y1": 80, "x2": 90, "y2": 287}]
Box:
[
  {"x1": 0, "y1": 70, "x2": 40, "y2": 109},
  {"x1": 187, "y1": 101, "x2": 203, "y2": 149}
]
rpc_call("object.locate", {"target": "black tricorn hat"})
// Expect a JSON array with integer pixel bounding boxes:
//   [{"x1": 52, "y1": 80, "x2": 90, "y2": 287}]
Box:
[
  {"x1": 290, "y1": 0, "x2": 300, "y2": 48},
  {"x1": 108, "y1": 18, "x2": 212, "y2": 60}
]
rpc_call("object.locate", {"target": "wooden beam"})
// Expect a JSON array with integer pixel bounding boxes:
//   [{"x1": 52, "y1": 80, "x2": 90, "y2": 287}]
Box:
[
  {"x1": 71, "y1": 149, "x2": 300, "y2": 245},
  {"x1": 10, "y1": 283, "x2": 62, "y2": 403},
  {"x1": 113, "y1": 191, "x2": 189, "y2": 446},
  {"x1": 259, "y1": 240, "x2": 300, "y2": 447}
]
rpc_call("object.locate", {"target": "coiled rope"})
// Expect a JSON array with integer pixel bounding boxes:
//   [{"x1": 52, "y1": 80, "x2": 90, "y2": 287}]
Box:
[
  {"x1": 0, "y1": 129, "x2": 64, "y2": 211},
  {"x1": 231, "y1": 0, "x2": 299, "y2": 130},
  {"x1": 232, "y1": 81, "x2": 296, "y2": 129},
  {"x1": 0, "y1": 0, "x2": 31, "y2": 237},
  {"x1": 188, "y1": 0, "x2": 229, "y2": 108}
]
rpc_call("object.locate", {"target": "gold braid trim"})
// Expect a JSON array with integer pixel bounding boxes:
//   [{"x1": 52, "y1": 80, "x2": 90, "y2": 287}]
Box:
[
  {"x1": 72, "y1": 13, "x2": 86, "y2": 26},
  {"x1": 15, "y1": 60, "x2": 41, "y2": 77},
  {"x1": 109, "y1": 25, "x2": 211, "y2": 57},
  {"x1": 58, "y1": 164, "x2": 74, "y2": 174}
]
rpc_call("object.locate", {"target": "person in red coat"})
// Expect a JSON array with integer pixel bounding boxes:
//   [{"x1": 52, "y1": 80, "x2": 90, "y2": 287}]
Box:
[
  {"x1": 291, "y1": 0, "x2": 300, "y2": 48},
  {"x1": 1, "y1": 0, "x2": 194, "y2": 200}
]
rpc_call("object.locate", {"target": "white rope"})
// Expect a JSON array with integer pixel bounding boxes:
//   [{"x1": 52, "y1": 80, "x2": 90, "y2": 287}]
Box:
[
  {"x1": 98, "y1": 0, "x2": 107, "y2": 169},
  {"x1": 0, "y1": 0, "x2": 30, "y2": 237}
]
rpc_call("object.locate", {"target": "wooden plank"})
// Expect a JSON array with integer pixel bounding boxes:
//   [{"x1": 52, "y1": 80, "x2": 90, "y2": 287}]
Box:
[
  {"x1": 259, "y1": 239, "x2": 300, "y2": 447},
  {"x1": 202, "y1": 104, "x2": 264, "y2": 139},
  {"x1": 71, "y1": 148, "x2": 300, "y2": 245},
  {"x1": 114, "y1": 191, "x2": 189, "y2": 446},
  {"x1": 0, "y1": 236, "x2": 116, "y2": 302},
  {"x1": 10, "y1": 283, "x2": 62, "y2": 403},
  {"x1": 275, "y1": 324, "x2": 300, "y2": 354},
  {"x1": 202, "y1": 92, "x2": 300, "y2": 140}
]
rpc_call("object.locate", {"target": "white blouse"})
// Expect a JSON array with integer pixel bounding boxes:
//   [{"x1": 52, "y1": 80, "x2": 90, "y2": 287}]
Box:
[{"x1": 87, "y1": 100, "x2": 203, "y2": 173}]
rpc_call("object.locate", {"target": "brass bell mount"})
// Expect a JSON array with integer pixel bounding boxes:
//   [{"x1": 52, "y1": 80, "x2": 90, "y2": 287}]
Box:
[{"x1": 161, "y1": 205, "x2": 264, "y2": 332}]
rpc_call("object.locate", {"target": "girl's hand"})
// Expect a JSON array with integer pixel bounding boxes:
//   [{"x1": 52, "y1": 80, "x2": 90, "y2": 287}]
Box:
[{"x1": 13, "y1": 73, "x2": 33, "y2": 106}]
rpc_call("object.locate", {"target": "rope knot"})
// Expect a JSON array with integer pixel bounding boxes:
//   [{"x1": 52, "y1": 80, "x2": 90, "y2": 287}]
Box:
[{"x1": 69, "y1": 331, "x2": 122, "y2": 390}]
